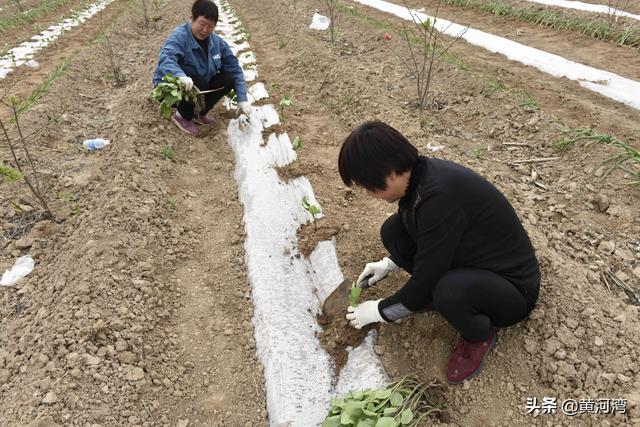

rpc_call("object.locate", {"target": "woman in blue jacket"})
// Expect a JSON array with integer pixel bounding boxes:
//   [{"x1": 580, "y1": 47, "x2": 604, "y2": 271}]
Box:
[{"x1": 152, "y1": 0, "x2": 251, "y2": 135}]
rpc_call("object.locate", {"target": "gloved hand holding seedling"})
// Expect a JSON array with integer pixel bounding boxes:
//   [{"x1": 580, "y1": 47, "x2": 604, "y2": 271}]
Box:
[{"x1": 151, "y1": 73, "x2": 203, "y2": 119}]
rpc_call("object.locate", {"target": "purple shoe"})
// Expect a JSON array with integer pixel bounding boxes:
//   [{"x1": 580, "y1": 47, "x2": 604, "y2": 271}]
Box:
[
  {"x1": 171, "y1": 113, "x2": 198, "y2": 135},
  {"x1": 193, "y1": 114, "x2": 214, "y2": 126}
]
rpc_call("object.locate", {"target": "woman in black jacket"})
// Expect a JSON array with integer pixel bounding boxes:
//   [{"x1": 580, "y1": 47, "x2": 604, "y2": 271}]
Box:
[{"x1": 339, "y1": 121, "x2": 540, "y2": 384}]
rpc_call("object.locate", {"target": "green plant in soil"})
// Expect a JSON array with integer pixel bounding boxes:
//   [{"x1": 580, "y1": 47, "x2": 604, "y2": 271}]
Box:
[
  {"x1": 291, "y1": 136, "x2": 303, "y2": 151},
  {"x1": 440, "y1": 0, "x2": 640, "y2": 49},
  {"x1": 553, "y1": 127, "x2": 640, "y2": 185},
  {"x1": 0, "y1": 163, "x2": 23, "y2": 182},
  {"x1": 160, "y1": 147, "x2": 176, "y2": 160},
  {"x1": 279, "y1": 93, "x2": 293, "y2": 123},
  {"x1": 349, "y1": 281, "x2": 361, "y2": 307},
  {"x1": 301, "y1": 196, "x2": 321, "y2": 229},
  {"x1": 226, "y1": 88, "x2": 238, "y2": 104},
  {"x1": 151, "y1": 73, "x2": 202, "y2": 119},
  {"x1": 323, "y1": 375, "x2": 443, "y2": 426}
]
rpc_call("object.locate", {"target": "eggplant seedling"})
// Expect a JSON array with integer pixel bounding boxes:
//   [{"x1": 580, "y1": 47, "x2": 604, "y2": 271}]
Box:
[
  {"x1": 301, "y1": 196, "x2": 321, "y2": 229},
  {"x1": 279, "y1": 93, "x2": 293, "y2": 123},
  {"x1": 292, "y1": 136, "x2": 303, "y2": 151},
  {"x1": 349, "y1": 281, "x2": 362, "y2": 307},
  {"x1": 151, "y1": 73, "x2": 201, "y2": 119}
]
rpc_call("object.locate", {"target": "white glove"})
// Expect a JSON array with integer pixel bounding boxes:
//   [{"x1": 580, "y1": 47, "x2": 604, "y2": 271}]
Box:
[
  {"x1": 178, "y1": 76, "x2": 193, "y2": 91},
  {"x1": 237, "y1": 101, "x2": 252, "y2": 116},
  {"x1": 346, "y1": 300, "x2": 385, "y2": 329},
  {"x1": 356, "y1": 257, "x2": 399, "y2": 288}
]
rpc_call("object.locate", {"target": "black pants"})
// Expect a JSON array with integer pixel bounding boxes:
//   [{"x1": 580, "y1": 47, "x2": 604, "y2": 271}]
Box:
[
  {"x1": 177, "y1": 72, "x2": 235, "y2": 120},
  {"x1": 381, "y1": 214, "x2": 536, "y2": 342}
]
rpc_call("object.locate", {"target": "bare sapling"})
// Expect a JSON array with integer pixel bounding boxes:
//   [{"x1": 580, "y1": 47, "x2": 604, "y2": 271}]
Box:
[
  {"x1": 606, "y1": 0, "x2": 631, "y2": 27},
  {"x1": 12, "y1": 0, "x2": 24, "y2": 12},
  {"x1": 141, "y1": 0, "x2": 150, "y2": 29},
  {"x1": 0, "y1": 99, "x2": 52, "y2": 219},
  {"x1": 384, "y1": 0, "x2": 466, "y2": 113},
  {"x1": 326, "y1": 0, "x2": 340, "y2": 44},
  {"x1": 99, "y1": 15, "x2": 124, "y2": 87}
]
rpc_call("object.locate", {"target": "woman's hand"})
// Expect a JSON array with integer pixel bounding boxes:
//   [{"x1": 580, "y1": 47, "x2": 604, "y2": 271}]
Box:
[
  {"x1": 356, "y1": 257, "x2": 399, "y2": 288},
  {"x1": 346, "y1": 300, "x2": 385, "y2": 329}
]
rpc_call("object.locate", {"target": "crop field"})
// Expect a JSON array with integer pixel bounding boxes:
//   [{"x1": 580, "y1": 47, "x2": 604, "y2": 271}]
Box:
[{"x1": 0, "y1": 0, "x2": 638, "y2": 425}]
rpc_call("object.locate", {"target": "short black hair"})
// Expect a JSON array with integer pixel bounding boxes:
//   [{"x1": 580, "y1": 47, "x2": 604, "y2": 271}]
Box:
[
  {"x1": 192, "y1": 0, "x2": 218, "y2": 22},
  {"x1": 338, "y1": 121, "x2": 418, "y2": 191}
]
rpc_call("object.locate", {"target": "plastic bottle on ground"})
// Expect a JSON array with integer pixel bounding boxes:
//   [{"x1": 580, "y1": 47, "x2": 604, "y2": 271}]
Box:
[{"x1": 82, "y1": 138, "x2": 110, "y2": 151}]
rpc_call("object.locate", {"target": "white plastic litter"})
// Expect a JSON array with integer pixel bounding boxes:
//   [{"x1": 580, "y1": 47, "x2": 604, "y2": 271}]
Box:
[
  {"x1": 1, "y1": 255, "x2": 35, "y2": 287},
  {"x1": 82, "y1": 138, "x2": 110, "y2": 151},
  {"x1": 25, "y1": 60, "x2": 39, "y2": 68},
  {"x1": 427, "y1": 142, "x2": 444, "y2": 152},
  {"x1": 309, "y1": 13, "x2": 331, "y2": 31},
  {"x1": 353, "y1": 0, "x2": 640, "y2": 111}
]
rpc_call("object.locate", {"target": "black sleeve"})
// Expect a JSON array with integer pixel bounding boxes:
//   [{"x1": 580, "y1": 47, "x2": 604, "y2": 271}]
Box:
[{"x1": 379, "y1": 193, "x2": 467, "y2": 319}]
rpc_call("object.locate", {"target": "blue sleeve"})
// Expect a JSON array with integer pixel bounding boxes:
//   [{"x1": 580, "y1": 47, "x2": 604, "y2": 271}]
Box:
[
  {"x1": 154, "y1": 32, "x2": 187, "y2": 84},
  {"x1": 220, "y1": 38, "x2": 248, "y2": 102}
]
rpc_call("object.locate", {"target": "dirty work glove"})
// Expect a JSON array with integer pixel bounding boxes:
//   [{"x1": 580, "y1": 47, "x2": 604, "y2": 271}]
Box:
[
  {"x1": 178, "y1": 76, "x2": 193, "y2": 91},
  {"x1": 357, "y1": 257, "x2": 399, "y2": 288},
  {"x1": 237, "y1": 101, "x2": 252, "y2": 117},
  {"x1": 236, "y1": 101, "x2": 252, "y2": 131},
  {"x1": 346, "y1": 300, "x2": 385, "y2": 329}
]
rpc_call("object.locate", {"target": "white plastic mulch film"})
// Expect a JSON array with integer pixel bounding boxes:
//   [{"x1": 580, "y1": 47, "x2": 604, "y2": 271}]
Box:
[
  {"x1": 0, "y1": 0, "x2": 116, "y2": 79},
  {"x1": 522, "y1": 0, "x2": 640, "y2": 22},
  {"x1": 215, "y1": 1, "x2": 387, "y2": 426},
  {"x1": 352, "y1": 0, "x2": 640, "y2": 111}
]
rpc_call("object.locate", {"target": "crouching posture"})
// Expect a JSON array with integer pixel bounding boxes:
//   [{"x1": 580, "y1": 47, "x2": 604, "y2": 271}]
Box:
[
  {"x1": 152, "y1": 0, "x2": 250, "y2": 135},
  {"x1": 339, "y1": 121, "x2": 540, "y2": 384}
]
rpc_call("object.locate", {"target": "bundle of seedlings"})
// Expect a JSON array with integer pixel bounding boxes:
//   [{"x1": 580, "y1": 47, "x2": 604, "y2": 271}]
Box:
[
  {"x1": 323, "y1": 376, "x2": 443, "y2": 427},
  {"x1": 151, "y1": 73, "x2": 204, "y2": 118}
]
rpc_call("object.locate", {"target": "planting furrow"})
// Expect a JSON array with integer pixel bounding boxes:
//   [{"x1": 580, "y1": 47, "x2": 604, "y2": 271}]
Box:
[
  {"x1": 216, "y1": 1, "x2": 387, "y2": 425},
  {"x1": 351, "y1": 0, "x2": 640, "y2": 110},
  {"x1": 0, "y1": 0, "x2": 115, "y2": 79},
  {"x1": 522, "y1": 0, "x2": 640, "y2": 22}
]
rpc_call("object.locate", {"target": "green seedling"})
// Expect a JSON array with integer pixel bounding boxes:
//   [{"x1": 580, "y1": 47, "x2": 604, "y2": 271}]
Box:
[
  {"x1": 270, "y1": 83, "x2": 281, "y2": 92},
  {"x1": 349, "y1": 281, "x2": 362, "y2": 307},
  {"x1": 301, "y1": 196, "x2": 321, "y2": 229},
  {"x1": 292, "y1": 136, "x2": 303, "y2": 151},
  {"x1": 168, "y1": 197, "x2": 177, "y2": 208},
  {"x1": 277, "y1": 38, "x2": 287, "y2": 49},
  {"x1": 553, "y1": 127, "x2": 640, "y2": 185},
  {"x1": 151, "y1": 73, "x2": 201, "y2": 119},
  {"x1": 160, "y1": 147, "x2": 176, "y2": 160},
  {"x1": 58, "y1": 191, "x2": 81, "y2": 215},
  {"x1": 279, "y1": 93, "x2": 293, "y2": 123},
  {"x1": 323, "y1": 375, "x2": 443, "y2": 426},
  {"x1": 0, "y1": 163, "x2": 23, "y2": 182}
]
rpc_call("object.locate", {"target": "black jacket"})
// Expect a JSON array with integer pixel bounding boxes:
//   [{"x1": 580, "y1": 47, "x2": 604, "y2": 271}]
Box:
[{"x1": 379, "y1": 157, "x2": 540, "y2": 315}]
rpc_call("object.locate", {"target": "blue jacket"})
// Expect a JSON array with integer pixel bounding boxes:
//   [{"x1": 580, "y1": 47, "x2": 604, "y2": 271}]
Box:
[{"x1": 152, "y1": 22, "x2": 248, "y2": 102}]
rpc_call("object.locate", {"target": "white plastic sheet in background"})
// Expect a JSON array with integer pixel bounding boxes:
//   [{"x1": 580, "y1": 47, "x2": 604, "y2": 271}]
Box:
[
  {"x1": 0, "y1": 0, "x2": 115, "y2": 79},
  {"x1": 217, "y1": 2, "x2": 387, "y2": 425},
  {"x1": 352, "y1": 0, "x2": 640, "y2": 111},
  {"x1": 310, "y1": 13, "x2": 331, "y2": 30},
  {"x1": 523, "y1": 0, "x2": 640, "y2": 22}
]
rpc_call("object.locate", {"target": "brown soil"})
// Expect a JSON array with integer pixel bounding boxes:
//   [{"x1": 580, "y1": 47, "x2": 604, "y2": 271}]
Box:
[
  {"x1": 0, "y1": 0, "x2": 267, "y2": 425},
  {"x1": 231, "y1": 0, "x2": 640, "y2": 425}
]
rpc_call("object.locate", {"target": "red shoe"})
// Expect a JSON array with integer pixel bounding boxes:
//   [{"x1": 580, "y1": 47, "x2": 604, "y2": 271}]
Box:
[
  {"x1": 171, "y1": 113, "x2": 198, "y2": 135},
  {"x1": 447, "y1": 329, "x2": 496, "y2": 384},
  {"x1": 193, "y1": 114, "x2": 214, "y2": 126}
]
